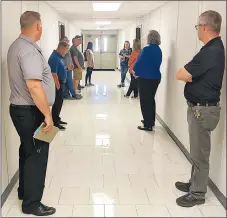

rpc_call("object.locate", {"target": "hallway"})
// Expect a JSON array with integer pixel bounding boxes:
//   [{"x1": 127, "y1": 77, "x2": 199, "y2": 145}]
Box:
[{"x1": 2, "y1": 71, "x2": 226, "y2": 217}]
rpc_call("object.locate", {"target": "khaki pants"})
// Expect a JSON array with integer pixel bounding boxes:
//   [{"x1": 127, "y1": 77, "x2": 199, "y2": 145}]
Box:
[{"x1": 73, "y1": 68, "x2": 82, "y2": 80}]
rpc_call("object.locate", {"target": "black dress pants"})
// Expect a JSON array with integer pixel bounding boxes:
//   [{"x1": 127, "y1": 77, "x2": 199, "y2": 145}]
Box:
[
  {"x1": 126, "y1": 74, "x2": 139, "y2": 97},
  {"x1": 52, "y1": 84, "x2": 64, "y2": 126},
  {"x1": 139, "y1": 78, "x2": 160, "y2": 128},
  {"x1": 10, "y1": 104, "x2": 49, "y2": 211}
]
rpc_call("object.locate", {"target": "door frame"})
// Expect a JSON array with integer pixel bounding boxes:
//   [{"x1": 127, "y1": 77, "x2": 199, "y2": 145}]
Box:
[{"x1": 58, "y1": 21, "x2": 65, "y2": 41}]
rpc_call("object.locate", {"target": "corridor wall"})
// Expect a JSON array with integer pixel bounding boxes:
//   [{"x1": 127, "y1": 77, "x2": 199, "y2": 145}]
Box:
[
  {"x1": 121, "y1": 1, "x2": 226, "y2": 197},
  {"x1": 1, "y1": 1, "x2": 81, "y2": 195}
]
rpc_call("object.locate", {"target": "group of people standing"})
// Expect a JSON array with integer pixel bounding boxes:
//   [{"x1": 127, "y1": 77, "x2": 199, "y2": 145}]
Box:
[
  {"x1": 48, "y1": 36, "x2": 95, "y2": 131},
  {"x1": 118, "y1": 10, "x2": 225, "y2": 209},
  {"x1": 118, "y1": 30, "x2": 162, "y2": 132},
  {"x1": 6, "y1": 10, "x2": 96, "y2": 216},
  {"x1": 5, "y1": 8, "x2": 225, "y2": 217}
]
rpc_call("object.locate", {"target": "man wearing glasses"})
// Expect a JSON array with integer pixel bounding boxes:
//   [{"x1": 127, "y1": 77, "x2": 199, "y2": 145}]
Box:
[{"x1": 175, "y1": 10, "x2": 225, "y2": 207}]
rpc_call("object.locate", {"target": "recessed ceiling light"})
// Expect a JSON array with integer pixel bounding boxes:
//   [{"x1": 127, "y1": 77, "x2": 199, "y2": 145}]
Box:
[
  {"x1": 95, "y1": 21, "x2": 111, "y2": 25},
  {"x1": 96, "y1": 26, "x2": 107, "y2": 30},
  {"x1": 92, "y1": 2, "x2": 122, "y2": 12}
]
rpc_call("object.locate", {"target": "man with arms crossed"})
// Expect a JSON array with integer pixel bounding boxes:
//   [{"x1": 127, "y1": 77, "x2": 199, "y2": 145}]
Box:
[
  {"x1": 49, "y1": 41, "x2": 70, "y2": 131},
  {"x1": 70, "y1": 35, "x2": 84, "y2": 98},
  {"x1": 7, "y1": 11, "x2": 56, "y2": 216},
  {"x1": 175, "y1": 10, "x2": 225, "y2": 207}
]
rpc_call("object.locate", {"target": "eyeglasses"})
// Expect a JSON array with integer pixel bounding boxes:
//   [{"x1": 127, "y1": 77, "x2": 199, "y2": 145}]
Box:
[{"x1": 195, "y1": 24, "x2": 206, "y2": 30}]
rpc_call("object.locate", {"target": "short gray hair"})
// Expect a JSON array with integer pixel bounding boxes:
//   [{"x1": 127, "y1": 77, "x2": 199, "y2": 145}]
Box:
[
  {"x1": 199, "y1": 10, "x2": 222, "y2": 33},
  {"x1": 20, "y1": 11, "x2": 41, "y2": 29},
  {"x1": 147, "y1": 30, "x2": 161, "y2": 45}
]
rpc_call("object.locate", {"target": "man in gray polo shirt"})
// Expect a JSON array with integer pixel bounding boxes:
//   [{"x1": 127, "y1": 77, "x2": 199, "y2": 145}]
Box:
[{"x1": 7, "y1": 11, "x2": 56, "y2": 216}]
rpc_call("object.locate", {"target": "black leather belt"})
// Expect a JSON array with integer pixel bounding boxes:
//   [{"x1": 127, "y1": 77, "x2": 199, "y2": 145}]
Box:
[
  {"x1": 10, "y1": 104, "x2": 35, "y2": 109},
  {"x1": 188, "y1": 102, "x2": 219, "y2": 106}
]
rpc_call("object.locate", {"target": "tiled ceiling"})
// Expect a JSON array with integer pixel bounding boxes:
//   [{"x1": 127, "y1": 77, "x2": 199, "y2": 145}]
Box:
[{"x1": 46, "y1": 1, "x2": 168, "y2": 29}]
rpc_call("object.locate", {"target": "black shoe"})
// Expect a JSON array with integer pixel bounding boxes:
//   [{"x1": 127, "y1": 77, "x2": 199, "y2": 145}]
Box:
[
  {"x1": 176, "y1": 193, "x2": 205, "y2": 207},
  {"x1": 57, "y1": 124, "x2": 66, "y2": 131},
  {"x1": 175, "y1": 181, "x2": 191, "y2": 192},
  {"x1": 73, "y1": 95, "x2": 83, "y2": 100},
  {"x1": 40, "y1": 203, "x2": 56, "y2": 212},
  {"x1": 22, "y1": 203, "x2": 56, "y2": 216},
  {"x1": 59, "y1": 121, "x2": 67, "y2": 125},
  {"x1": 117, "y1": 84, "x2": 122, "y2": 88},
  {"x1": 64, "y1": 96, "x2": 76, "y2": 100},
  {"x1": 138, "y1": 126, "x2": 153, "y2": 131},
  {"x1": 122, "y1": 83, "x2": 125, "y2": 87},
  {"x1": 124, "y1": 95, "x2": 130, "y2": 98},
  {"x1": 141, "y1": 120, "x2": 155, "y2": 127},
  {"x1": 89, "y1": 83, "x2": 94, "y2": 86}
]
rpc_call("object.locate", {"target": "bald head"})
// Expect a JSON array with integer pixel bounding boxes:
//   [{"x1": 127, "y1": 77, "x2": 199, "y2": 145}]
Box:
[{"x1": 20, "y1": 11, "x2": 41, "y2": 29}]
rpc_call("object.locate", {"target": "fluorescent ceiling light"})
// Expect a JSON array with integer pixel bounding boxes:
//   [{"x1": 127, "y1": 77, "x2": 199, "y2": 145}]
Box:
[
  {"x1": 96, "y1": 26, "x2": 107, "y2": 30},
  {"x1": 92, "y1": 2, "x2": 122, "y2": 11},
  {"x1": 95, "y1": 21, "x2": 111, "y2": 25}
]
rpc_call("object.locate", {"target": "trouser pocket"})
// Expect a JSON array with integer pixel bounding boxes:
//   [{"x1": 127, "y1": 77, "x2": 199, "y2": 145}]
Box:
[{"x1": 191, "y1": 105, "x2": 221, "y2": 131}]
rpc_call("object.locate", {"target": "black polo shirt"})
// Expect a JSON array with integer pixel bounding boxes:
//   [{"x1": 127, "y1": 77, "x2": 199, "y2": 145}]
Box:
[{"x1": 184, "y1": 37, "x2": 225, "y2": 103}]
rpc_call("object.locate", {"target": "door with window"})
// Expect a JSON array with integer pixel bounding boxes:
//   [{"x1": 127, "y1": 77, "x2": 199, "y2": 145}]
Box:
[{"x1": 84, "y1": 34, "x2": 117, "y2": 70}]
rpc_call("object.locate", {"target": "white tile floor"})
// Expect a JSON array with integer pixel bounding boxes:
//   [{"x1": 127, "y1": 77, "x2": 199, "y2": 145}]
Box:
[{"x1": 2, "y1": 71, "x2": 226, "y2": 217}]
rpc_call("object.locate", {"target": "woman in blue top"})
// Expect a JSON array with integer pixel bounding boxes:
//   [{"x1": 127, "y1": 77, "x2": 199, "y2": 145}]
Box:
[
  {"x1": 118, "y1": 41, "x2": 132, "y2": 87},
  {"x1": 133, "y1": 30, "x2": 162, "y2": 131}
]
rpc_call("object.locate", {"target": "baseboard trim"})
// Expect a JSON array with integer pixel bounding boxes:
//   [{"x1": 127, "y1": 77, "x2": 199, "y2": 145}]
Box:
[
  {"x1": 156, "y1": 114, "x2": 227, "y2": 210},
  {"x1": 1, "y1": 170, "x2": 19, "y2": 207}
]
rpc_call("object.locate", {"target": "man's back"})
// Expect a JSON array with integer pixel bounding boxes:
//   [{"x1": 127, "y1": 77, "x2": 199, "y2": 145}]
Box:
[{"x1": 7, "y1": 35, "x2": 55, "y2": 106}]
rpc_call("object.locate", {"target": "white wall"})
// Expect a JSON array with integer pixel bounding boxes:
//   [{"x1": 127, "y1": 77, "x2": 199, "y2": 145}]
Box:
[
  {"x1": 1, "y1": 1, "x2": 80, "y2": 194},
  {"x1": 121, "y1": 1, "x2": 226, "y2": 196}
]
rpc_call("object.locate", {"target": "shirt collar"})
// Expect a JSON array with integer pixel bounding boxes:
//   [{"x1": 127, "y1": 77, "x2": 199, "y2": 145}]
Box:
[
  {"x1": 19, "y1": 34, "x2": 42, "y2": 52},
  {"x1": 53, "y1": 50, "x2": 63, "y2": 58},
  {"x1": 201, "y1": 36, "x2": 221, "y2": 50}
]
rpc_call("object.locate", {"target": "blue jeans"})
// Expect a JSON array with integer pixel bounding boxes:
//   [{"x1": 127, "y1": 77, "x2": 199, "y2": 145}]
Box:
[
  {"x1": 120, "y1": 63, "x2": 128, "y2": 84},
  {"x1": 63, "y1": 70, "x2": 76, "y2": 98}
]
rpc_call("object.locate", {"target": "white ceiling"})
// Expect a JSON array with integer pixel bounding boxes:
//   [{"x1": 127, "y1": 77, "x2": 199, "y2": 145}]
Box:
[{"x1": 46, "y1": 1, "x2": 168, "y2": 30}]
